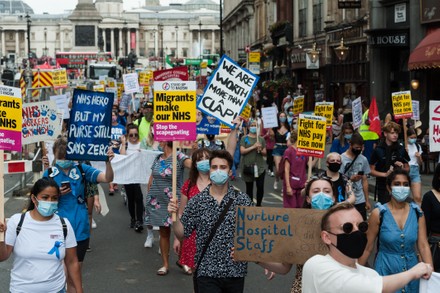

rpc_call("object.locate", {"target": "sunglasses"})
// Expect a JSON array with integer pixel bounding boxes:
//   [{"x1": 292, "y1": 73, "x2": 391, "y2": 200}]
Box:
[
  {"x1": 328, "y1": 221, "x2": 369, "y2": 235},
  {"x1": 128, "y1": 133, "x2": 139, "y2": 138},
  {"x1": 310, "y1": 174, "x2": 332, "y2": 182}
]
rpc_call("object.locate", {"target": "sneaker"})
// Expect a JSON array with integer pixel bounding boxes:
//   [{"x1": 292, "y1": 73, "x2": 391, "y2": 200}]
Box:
[
  {"x1": 87, "y1": 246, "x2": 92, "y2": 252},
  {"x1": 144, "y1": 233, "x2": 154, "y2": 248},
  {"x1": 130, "y1": 219, "x2": 135, "y2": 228},
  {"x1": 273, "y1": 181, "x2": 278, "y2": 190},
  {"x1": 135, "y1": 221, "x2": 144, "y2": 233},
  {"x1": 91, "y1": 218, "x2": 97, "y2": 229},
  {"x1": 270, "y1": 171, "x2": 274, "y2": 177}
]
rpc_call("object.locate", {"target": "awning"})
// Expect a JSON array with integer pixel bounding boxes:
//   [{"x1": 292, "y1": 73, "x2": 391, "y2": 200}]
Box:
[{"x1": 408, "y1": 29, "x2": 440, "y2": 70}]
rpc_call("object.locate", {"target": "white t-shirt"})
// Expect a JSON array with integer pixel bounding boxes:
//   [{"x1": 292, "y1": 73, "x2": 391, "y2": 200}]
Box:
[
  {"x1": 126, "y1": 141, "x2": 141, "y2": 155},
  {"x1": 5, "y1": 212, "x2": 77, "y2": 293},
  {"x1": 407, "y1": 143, "x2": 422, "y2": 166},
  {"x1": 302, "y1": 254, "x2": 383, "y2": 293}
]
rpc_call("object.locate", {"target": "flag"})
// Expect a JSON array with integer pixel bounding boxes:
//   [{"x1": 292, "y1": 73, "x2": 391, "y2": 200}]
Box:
[{"x1": 368, "y1": 96, "x2": 381, "y2": 136}]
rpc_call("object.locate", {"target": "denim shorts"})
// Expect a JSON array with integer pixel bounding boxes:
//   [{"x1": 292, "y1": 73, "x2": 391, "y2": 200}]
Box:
[
  {"x1": 409, "y1": 165, "x2": 421, "y2": 183},
  {"x1": 273, "y1": 144, "x2": 287, "y2": 157}
]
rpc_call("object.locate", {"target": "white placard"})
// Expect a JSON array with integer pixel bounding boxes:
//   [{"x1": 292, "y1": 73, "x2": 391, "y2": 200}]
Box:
[
  {"x1": 429, "y1": 101, "x2": 440, "y2": 152},
  {"x1": 197, "y1": 55, "x2": 259, "y2": 127},
  {"x1": 261, "y1": 106, "x2": 279, "y2": 128},
  {"x1": 123, "y1": 73, "x2": 140, "y2": 94},
  {"x1": 50, "y1": 94, "x2": 70, "y2": 119},
  {"x1": 351, "y1": 97, "x2": 363, "y2": 130},
  {"x1": 412, "y1": 100, "x2": 420, "y2": 120}
]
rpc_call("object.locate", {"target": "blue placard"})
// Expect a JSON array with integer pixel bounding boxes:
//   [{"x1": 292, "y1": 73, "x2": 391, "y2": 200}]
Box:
[
  {"x1": 197, "y1": 55, "x2": 259, "y2": 128},
  {"x1": 66, "y1": 89, "x2": 114, "y2": 161},
  {"x1": 196, "y1": 115, "x2": 221, "y2": 135}
]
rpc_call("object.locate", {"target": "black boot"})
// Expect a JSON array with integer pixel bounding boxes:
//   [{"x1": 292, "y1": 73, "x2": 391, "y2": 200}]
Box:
[
  {"x1": 130, "y1": 219, "x2": 135, "y2": 228},
  {"x1": 134, "y1": 221, "x2": 144, "y2": 233}
]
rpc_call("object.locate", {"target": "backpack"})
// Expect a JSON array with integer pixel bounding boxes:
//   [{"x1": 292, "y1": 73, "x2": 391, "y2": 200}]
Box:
[{"x1": 16, "y1": 212, "x2": 67, "y2": 240}]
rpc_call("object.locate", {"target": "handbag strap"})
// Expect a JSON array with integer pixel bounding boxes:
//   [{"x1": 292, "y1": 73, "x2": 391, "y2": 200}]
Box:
[
  {"x1": 194, "y1": 192, "x2": 235, "y2": 274},
  {"x1": 343, "y1": 154, "x2": 359, "y2": 174}
]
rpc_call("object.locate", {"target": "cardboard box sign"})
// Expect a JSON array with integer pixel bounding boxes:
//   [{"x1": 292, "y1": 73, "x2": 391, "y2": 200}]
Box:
[{"x1": 234, "y1": 207, "x2": 328, "y2": 265}]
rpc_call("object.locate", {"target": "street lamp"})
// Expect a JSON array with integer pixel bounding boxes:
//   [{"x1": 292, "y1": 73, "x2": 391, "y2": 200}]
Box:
[
  {"x1": 198, "y1": 21, "x2": 202, "y2": 58},
  {"x1": 25, "y1": 13, "x2": 31, "y2": 60},
  {"x1": 44, "y1": 27, "x2": 47, "y2": 56},
  {"x1": 334, "y1": 38, "x2": 349, "y2": 61},
  {"x1": 158, "y1": 23, "x2": 164, "y2": 68},
  {"x1": 123, "y1": 21, "x2": 128, "y2": 56},
  {"x1": 307, "y1": 42, "x2": 320, "y2": 63},
  {"x1": 175, "y1": 25, "x2": 178, "y2": 59}
]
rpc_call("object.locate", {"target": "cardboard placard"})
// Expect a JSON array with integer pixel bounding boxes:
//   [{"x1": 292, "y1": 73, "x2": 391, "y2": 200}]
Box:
[
  {"x1": 234, "y1": 207, "x2": 328, "y2": 264},
  {"x1": 22, "y1": 101, "x2": 62, "y2": 145},
  {"x1": 66, "y1": 89, "x2": 114, "y2": 161},
  {"x1": 153, "y1": 81, "x2": 197, "y2": 141},
  {"x1": 50, "y1": 94, "x2": 70, "y2": 119},
  {"x1": 297, "y1": 114, "x2": 326, "y2": 158},
  {"x1": 123, "y1": 73, "x2": 140, "y2": 94},
  {"x1": 197, "y1": 55, "x2": 258, "y2": 127},
  {"x1": 314, "y1": 101, "x2": 334, "y2": 128},
  {"x1": 412, "y1": 100, "x2": 420, "y2": 121},
  {"x1": 52, "y1": 69, "x2": 68, "y2": 89},
  {"x1": 351, "y1": 97, "x2": 363, "y2": 130},
  {"x1": 239, "y1": 104, "x2": 252, "y2": 121},
  {"x1": 293, "y1": 96, "x2": 304, "y2": 115},
  {"x1": 196, "y1": 110, "x2": 221, "y2": 135},
  {"x1": 261, "y1": 106, "x2": 279, "y2": 128},
  {"x1": 392, "y1": 91, "x2": 413, "y2": 119},
  {"x1": 0, "y1": 85, "x2": 22, "y2": 152}
]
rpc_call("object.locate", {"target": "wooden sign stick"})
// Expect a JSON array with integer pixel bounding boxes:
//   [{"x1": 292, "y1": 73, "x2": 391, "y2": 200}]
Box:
[
  {"x1": 172, "y1": 141, "x2": 178, "y2": 222},
  {"x1": 0, "y1": 150, "x2": 4, "y2": 241}
]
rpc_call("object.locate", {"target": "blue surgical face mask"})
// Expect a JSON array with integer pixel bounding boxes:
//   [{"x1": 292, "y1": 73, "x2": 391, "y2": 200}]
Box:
[
  {"x1": 158, "y1": 145, "x2": 164, "y2": 152},
  {"x1": 391, "y1": 186, "x2": 410, "y2": 202},
  {"x1": 210, "y1": 169, "x2": 229, "y2": 185},
  {"x1": 35, "y1": 198, "x2": 58, "y2": 217},
  {"x1": 280, "y1": 117, "x2": 287, "y2": 123},
  {"x1": 256, "y1": 112, "x2": 260, "y2": 117},
  {"x1": 288, "y1": 112, "x2": 294, "y2": 117},
  {"x1": 344, "y1": 134, "x2": 352, "y2": 140},
  {"x1": 311, "y1": 192, "x2": 334, "y2": 210},
  {"x1": 56, "y1": 160, "x2": 74, "y2": 169},
  {"x1": 196, "y1": 159, "x2": 210, "y2": 174},
  {"x1": 249, "y1": 127, "x2": 257, "y2": 134},
  {"x1": 408, "y1": 138, "x2": 417, "y2": 145}
]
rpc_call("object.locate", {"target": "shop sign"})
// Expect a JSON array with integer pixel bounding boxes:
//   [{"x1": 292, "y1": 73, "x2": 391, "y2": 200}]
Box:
[
  {"x1": 368, "y1": 33, "x2": 408, "y2": 47},
  {"x1": 338, "y1": 1, "x2": 361, "y2": 9}
]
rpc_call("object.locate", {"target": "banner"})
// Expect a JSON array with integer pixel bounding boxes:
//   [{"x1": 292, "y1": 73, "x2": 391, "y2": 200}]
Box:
[
  {"x1": 314, "y1": 101, "x2": 334, "y2": 128},
  {"x1": 429, "y1": 101, "x2": 440, "y2": 152},
  {"x1": 197, "y1": 55, "x2": 259, "y2": 127},
  {"x1": 293, "y1": 95, "x2": 304, "y2": 115},
  {"x1": 153, "y1": 66, "x2": 189, "y2": 81},
  {"x1": 50, "y1": 94, "x2": 70, "y2": 119},
  {"x1": 111, "y1": 150, "x2": 161, "y2": 184},
  {"x1": 234, "y1": 207, "x2": 327, "y2": 264},
  {"x1": 22, "y1": 101, "x2": 62, "y2": 145},
  {"x1": 351, "y1": 97, "x2": 363, "y2": 130},
  {"x1": 297, "y1": 114, "x2": 326, "y2": 158},
  {"x1": 0, "y1": 86, "x2": 22, "y2": 151},
  {"x1": 261, "y1": 106, "x2": 279, "y2": 128},
  {"x1": 123, "y1": 73, "x2": 140, "y2": 94},
  {"x1": 66, "y1": 89, "x2": 114, "y2": 161},
  {"x1": 196, "y1": 110, "x2": 221, "y2": 135},
  {"x1": 420, "y1": 272, "x2": 440, "y2": 293},
  {"x1": 153, "y1": 81, "x2": 197, "y2": 141},
  {"x1": 392, "y1": 90, "x2": 413, "y2": 119}
]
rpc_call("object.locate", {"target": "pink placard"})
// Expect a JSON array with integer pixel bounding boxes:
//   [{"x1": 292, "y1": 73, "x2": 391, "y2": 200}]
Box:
[
  {"x1": 154, "y1": 122, "x2": 196, "y2": 141},
  {"x1": 0, "y1": 129, "x2": 22, "y2": 152}
]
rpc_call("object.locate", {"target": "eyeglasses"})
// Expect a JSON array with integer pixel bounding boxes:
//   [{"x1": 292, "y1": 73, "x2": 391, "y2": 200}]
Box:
[
  {"x1": 310, "y1": 174, "x2": 332, "y2": 181},
  {"x1": 328, "y1": 221, "x2": 369, "y2": 235},
  {"x1": 128, "y1": 133, "x2": 139, "y2": 138}
]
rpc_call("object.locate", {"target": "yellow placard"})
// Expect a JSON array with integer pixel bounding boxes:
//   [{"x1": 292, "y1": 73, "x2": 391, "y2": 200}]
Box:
[
  {"x1": 76, "y1": 85, "x2": 87, "y2": 90},
  {"x1": 139, "y1": 72, "x2": 149, "y2": 86},
  {"x1": 239, "y1": 104, "x2": 252, "y2": 121},
  {"x1": 108, "y1": 79, "x2": 116, "y2": 88},
  {"x1": 314, "y1": 101, "x2": 334, "y2": 127},
  {"x1": 154, "y1": 90, "x2": 197, "y2": 122},
  {"x1": 93, "y1": 85, "x2": 105, "y2": 92},
  {"x1": 392, "y1": 91, "x2": 413, "y2": 119},
  {"x1": 201, "y1": 61, "x2": 208, "y2": 69},
  {"x1": 220, "y1": 123, "x2": 231, "y2": 134},
  {"x1": 0, "y1": 95, "x2": 22, "y2": 132},
  {"x1": 293, "y1": 96, "x2": 304, "y2": 115},
  {"x1": 52, "y1": 69, "x2": 68, "y2": 89},
  {"x1": 249, "y1": 52, "x2": 261, "y2": 63},
  {"x1": 296, "y1": 114, "x2": 326, "y2": 158}
]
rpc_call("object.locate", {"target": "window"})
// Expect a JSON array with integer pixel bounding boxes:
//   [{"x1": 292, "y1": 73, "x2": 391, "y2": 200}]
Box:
[
  {"x1": 182, "y1": 48, "x2": 188, "y2": 57},
  {"x1": 172, "y1": 32, "x2": 176, "y2": 39},
  {"x1": 298, "y1": 0, "x2": 307, "y2": 37},
  {"x1": 150, "y1": 33, "x2": 155, "y2": 39},
  {"x1": 183, "y1": 33, "x2": 187, "y2": 40},
  {"x1": 313, "y1": 0, "x2": 323, "y2": 33}
]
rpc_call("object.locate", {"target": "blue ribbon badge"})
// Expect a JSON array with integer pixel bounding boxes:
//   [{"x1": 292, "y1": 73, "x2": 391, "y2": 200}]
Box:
[{"x1": 48, "y1": 241, "x2": 63, "y2": 259}]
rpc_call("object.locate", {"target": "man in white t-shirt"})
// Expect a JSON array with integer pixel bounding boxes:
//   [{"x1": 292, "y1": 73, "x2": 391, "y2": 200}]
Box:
[{"x1": 302, "y1": 202, "x2": 433, "y2": 293}]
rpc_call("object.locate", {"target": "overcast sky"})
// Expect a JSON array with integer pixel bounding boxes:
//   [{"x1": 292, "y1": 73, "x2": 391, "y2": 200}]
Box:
[{"x1": 23, "y1": 0, "x2": 200, "y2": 14}]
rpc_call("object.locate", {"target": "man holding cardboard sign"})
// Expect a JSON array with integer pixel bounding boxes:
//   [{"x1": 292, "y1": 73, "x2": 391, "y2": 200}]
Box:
[{"x1": 302, "y1": 202, "x2": 433, "y2": 293}]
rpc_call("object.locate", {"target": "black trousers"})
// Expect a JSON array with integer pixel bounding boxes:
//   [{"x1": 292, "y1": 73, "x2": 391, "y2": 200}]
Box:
[
  {"x1": 124, "y1": 184, "x2": 144, "y2": 222},
  {"x1": 245, "y1": 171, "x2": 265, "y2": 206},
  {"x1": 196, "y1": 276, "x2": 245, "y2": 293},
  {"x1": 266, "y1": 149, "x2": 274, "y2": 172}
]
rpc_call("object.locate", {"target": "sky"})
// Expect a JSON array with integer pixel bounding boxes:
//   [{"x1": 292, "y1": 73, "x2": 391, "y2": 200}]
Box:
[{"x1": 23, "y1": 0, "x2": 197, "y2": 14}]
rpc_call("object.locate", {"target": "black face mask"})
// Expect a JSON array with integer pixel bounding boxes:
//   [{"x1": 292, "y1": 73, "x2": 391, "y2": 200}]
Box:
[
  {"x1": 145, "y1": 112, "x2": 153, "y2": 122},
  {"x1": 328, "y1": 162, "x2": 341, "y2": 173},
  {"x1": 206, "y1": 134, "x2": 215, "y2": 141},
  {"x1": 329, "y1": 230, "x2": 367, "y2": 259},
  {"x1": 352, "y1": 148, "x2": 362, "y2": 156}
]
